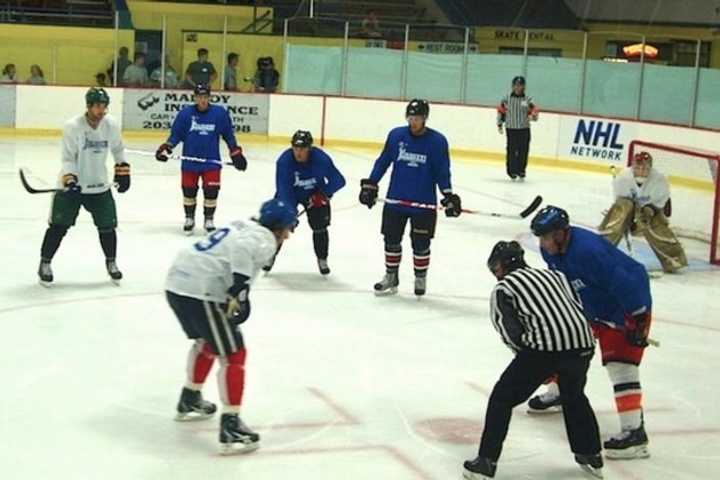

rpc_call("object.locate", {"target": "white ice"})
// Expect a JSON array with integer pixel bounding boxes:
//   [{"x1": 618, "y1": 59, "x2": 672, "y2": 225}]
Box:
[{"x1": 1, "y1": 136, "x2": 719, "y2": 480}]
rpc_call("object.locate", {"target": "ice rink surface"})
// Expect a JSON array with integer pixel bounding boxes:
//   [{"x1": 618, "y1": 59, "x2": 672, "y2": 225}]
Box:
[{"x1": 1, "y1": 136, "x2": 719, "y2": 479}]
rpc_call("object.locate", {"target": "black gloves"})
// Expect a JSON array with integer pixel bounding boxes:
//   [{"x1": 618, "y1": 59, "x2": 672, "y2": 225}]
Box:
[
  {"x1": 359, "y1": 178, "x2": 378, "y2": 209},
  {"x1": 114, "y1": 162, "x2": 131, "y2": 193},
  {"x1": 441, "y1": 192, "x2": 462, "y2": 217}
]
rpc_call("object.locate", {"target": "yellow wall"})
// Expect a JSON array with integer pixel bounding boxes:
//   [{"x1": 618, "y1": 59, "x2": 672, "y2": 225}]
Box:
[{"x1": 0, "y1": 24, "x2": 134, "y2": 86}]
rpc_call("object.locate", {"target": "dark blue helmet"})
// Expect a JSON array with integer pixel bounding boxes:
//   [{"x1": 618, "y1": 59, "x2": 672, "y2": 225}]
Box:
[
  {"x1": 512, "y1": 76, "x2": 526, "y2": 86},
  {"x1": 291, "y1": 130, "x2": 313, "y2": 148},
  {"x1": 487, "y1": 240, "x2": 527, "y2": 274},
  {"x1": 530, "y1": 206, "x2": 570, "y2": 236},
  {"x1": 258, "y1": 199, "x2": 297, "y2": 231},
  {"x1": 406, "y1": 99, "x2": 429, "y2": 118},
  {"x1": 194, "y1": 83, "x2": 211, "y2": 96}
]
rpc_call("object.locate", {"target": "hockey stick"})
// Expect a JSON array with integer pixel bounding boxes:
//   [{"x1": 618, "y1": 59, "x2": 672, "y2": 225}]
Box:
[
  {"x1": 124, "y1": 148, "x2": 232, "y2": 166},
  {"x1": 379, "y1": 195, "x2": 542, "y2": 219},
  {"x1": 18, "y1": 168, "x2": 65, "y2": 194}
]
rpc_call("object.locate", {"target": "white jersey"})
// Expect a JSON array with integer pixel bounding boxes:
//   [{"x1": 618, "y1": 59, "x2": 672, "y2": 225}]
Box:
[
  {"x1": 613, "y1": 166, "x2": 670, "y2": 209},
  {"x1": 165, "y1": 220, "x2": 277, "y2": 302},
  {"x1": 60, "y1": 114, "x2": 126, "y2": 194}
]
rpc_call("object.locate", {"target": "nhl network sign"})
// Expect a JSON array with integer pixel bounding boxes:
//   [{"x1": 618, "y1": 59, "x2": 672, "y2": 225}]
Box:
[{"x1": 568, "y1": 119, "x2": 626, "y2": 161}]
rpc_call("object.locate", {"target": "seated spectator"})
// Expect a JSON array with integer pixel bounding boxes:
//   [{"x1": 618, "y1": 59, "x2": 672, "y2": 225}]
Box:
[
  {"x1": 185, "y1": 48, "x2": 217, "y2": 89},
  {"x1": 107, "y1": 46, "x2": 131, "y2": 85},
  {"x1": 361, "y1": 10, "x2": 383, "y2": 38},
  {"x1": 95, "y1": 73, "x2": 109, "y2": 87},
  {"x1": 150, "y1": 55, "x2": 179, "y2": 88},
  {"x1": 27, "y1": 65, "x2": 46, "y2": 85},
  {"x1": 224, "y1": 52, "x2": 239, "y2": 91},
  {"x1": 253, "y1": 56, "x2": 279, "y2": 93},
  {"x1": 123, "y1": 52, "x2": 149, "y2": 87},
  {"x1": 1, "y1": 64, "x2": 17, "y2": 83}
]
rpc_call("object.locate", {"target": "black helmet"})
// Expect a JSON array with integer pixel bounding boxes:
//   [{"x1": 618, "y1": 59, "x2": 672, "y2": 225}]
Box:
[
  {"x1": 406, "y1": 99, "x2": 429, "y2": 118},
  {"x1": 512, "y1": 76, "x2": 526, "y2": 86},
  {"x1": 530, "y1": 205, "x2": 570, "y2": 236},
  {"x1": 291, "y1": 130, "x2": 313, "y2": 148},
  {"x1": 487, "y1": 240, "x2": 527, "y2": 274},
  {"x1": 194, "y1": 83, "x2": 211, "y2": 96},
  {"x1": 85, "y1": 87, "x2": 110, "y2": 107}
]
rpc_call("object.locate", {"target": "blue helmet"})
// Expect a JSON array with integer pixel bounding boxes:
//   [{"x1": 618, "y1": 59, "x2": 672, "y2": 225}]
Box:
[
  {"x1": 258, "y1": 199, "x2": 297, "y2": 231},
  {"x1": 530, "y1": 205, "x2": 569, "y2": 236}
]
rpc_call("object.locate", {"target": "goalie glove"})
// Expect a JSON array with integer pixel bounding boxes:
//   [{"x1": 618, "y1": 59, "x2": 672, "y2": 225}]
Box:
[
  {"x1": 226, "y1": 273, "x2": 251, "y2": 325},
  {"x1": 441, "y1": 191, "x2": 462, "y2": 217},
  {"x1": 624, "y1": 309, "x2": 651, "y2": 348}
]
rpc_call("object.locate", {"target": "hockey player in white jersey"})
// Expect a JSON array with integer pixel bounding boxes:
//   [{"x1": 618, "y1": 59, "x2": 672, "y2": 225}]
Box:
[
  {"x1": 165, "y1": 198, "x2": 297, "y2": 454},
  {"x1": 598, "y1": 151, "x2": 687, "y2": 273},
  {"x1": 37, "y1": 87, "x2": 130, "y2": 285}
]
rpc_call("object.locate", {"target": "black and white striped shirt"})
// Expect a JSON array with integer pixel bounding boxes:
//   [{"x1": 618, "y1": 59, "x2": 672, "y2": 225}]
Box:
[
  {"x1": 497, "y1": 93, "x2": 536, "y2": 129},
  {"x1": 490, "y1": 267, "x2": 594, "y2": 352}
]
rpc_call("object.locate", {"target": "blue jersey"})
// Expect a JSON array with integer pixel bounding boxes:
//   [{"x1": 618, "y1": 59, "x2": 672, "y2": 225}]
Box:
[
  {"x1": 541, "y1": 226, "x2": 652, "y2": 328},
  {"x1": 275, "y1": 147, "x2": 346, "y2": 208},
  {"x1": 369, "y1": 126, "x2": 452, "y2": 212},
  {"x1": 167, "y1": 104, "x2": 238, "y2": 172}
]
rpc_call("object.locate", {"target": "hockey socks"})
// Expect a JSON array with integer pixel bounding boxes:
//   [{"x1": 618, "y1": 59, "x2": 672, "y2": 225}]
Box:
[
  {"x1": 413, "y1": 249, "x2": 430, "y2": 277},
  {"x1": 183, "y1": 186, "x2": 198, "y2": 219},
  {"x1": 312, "y1": 228, "x2": 329, "y2": 260},
  {"x1": 385, "y1": 244, "x2": 401, "y2": 273},
  {"x1": 99, "y1": 229, "x2": 117, "y2": 260},
  {"x1": 40, "y1": 225, "x2": 68, "y2": 261},
  {"x1": 219, "y1": 349, "x2": 247, "y2": 413},
  {"x1": 185, "y1": 340, "x2": 216, "y2": 389},
  {"x1": 606, "y1": 362, "x2": 643, "y2": 431}
]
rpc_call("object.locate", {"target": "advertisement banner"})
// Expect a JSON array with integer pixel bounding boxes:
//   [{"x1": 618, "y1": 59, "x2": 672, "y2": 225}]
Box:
[
  {"x1": 557, "y1": 115, "x2": 637, "y2": 164},
  {"x1": 122, "y1": 89, "x2": 269, "y2": 134},
  {"x1": 0, "y1": 85, "x2": 16, "y2": 127}
]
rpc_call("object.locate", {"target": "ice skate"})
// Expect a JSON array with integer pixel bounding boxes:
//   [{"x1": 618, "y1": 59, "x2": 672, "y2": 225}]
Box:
[
  {"x1": 462, "y1": 456, "x2": 496, "y2": 479},
  {"x1": 317, "y1": 258, "x2": 330, "y2": 275},
  {"x1": 183, "y1": 217, "x2": 195, "y2": 236},
  {"x1": 575, "y1": 454, "x2": 604, "y2": 479},
  {"x1": 106, "y1": 259, "x2": 123, "y2": 284},
  {"x1": 414, "y1": 275, "x2": 426, "y2": 297},
  {"x1": 219, "y1": 413, "x2": 260, "y2": 455},
  {"x1": 204, "y1": 217, "x2": 216, "y2": 233},
  {"x1": 175, "y1": 387, "x2": 217, "y2": 422},
  {"x1": 527, "y1": 391, "x2": 562, "y2": 414},
  {"x1": 604, "y1": 424, "x2": 650, "y2": 459},
  {"x1": 38, "y1": 260, "x2": 53, "y2": 287},
  {"x1": 374, "y1": 272, "x2": 398, "y2": 296}
]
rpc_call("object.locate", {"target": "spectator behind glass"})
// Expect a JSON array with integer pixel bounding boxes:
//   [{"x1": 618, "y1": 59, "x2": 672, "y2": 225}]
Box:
[
  {"x1": 123, "y1": 52, "x2": 149, "y2": 87},
  {"x1": 224, "y1": 52, "x2": 239, "y2": 91},
  {"x1": 107, "y1": 46, "x2": 131, "y2": 85},
  {"x1": 253, "y1": 56, "x2": 280, "y2": 93},
  {"x1": 361, "y1": 10, "x2": 382, "y2": 38},
  {"x1": 27, "y1": 64, "x2": 46, "y2": 85},
  {"x1": 95, "y1": 73, "x2": 108, "y2": 87},
  {"x1": 185, "y1": 48, "x2": 217, "y2": 88},
  {"x1": 150, "y1": 54, "x2": 179, "y2": 88},
  {"x1": 1, "y1": 63, "x2": 17, "y2": 83}
]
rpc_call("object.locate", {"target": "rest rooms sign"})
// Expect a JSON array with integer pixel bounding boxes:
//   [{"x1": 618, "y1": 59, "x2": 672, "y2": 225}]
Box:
[
  {"x1": 122, "y1": 89, "x2": 269, "y2": 134},
  {"x1": 559, "y1": 117, "x2": 637, "y2": 163}
]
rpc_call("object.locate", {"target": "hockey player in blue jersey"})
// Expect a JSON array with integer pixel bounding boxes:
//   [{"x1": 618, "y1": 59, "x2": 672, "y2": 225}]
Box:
[
  {"x1": 267, "y1": 130, "x2": 346, "y2": 275},
  {"x1": 358, "y1": 99, "x2": 462, "y2": 296},
  {"x1": 529, "y1": 206, "x2": 653, "y2": 460},
  {"x1": 155, "y1": 84, "x2": 247, "y2": 234}
]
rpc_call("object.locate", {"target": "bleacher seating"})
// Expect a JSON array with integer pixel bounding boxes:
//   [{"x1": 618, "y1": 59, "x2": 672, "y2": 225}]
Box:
[
  {"x1": 0, "y1": 0, "x2": 113, "y2": 26},
  {"x1": 437, "y1": 0, "x2": 580, "y2": 28}
]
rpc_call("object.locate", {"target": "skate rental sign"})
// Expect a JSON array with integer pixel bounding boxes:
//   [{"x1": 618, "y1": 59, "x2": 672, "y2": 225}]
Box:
[
  {"x1": 122, "y1": 89, "x2": 269, "y2": 134},
  {"x1": 558, "y1": 117, "x2": 637, "y2": 163}
]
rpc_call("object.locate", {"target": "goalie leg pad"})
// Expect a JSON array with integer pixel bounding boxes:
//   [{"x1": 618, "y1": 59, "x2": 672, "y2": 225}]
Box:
[
  {"x1": 598, "y1": 198, "x2": 634, "y2": 246},
  {"x1": 642, "y1": 213, "x2": 688, "y2": 273}
]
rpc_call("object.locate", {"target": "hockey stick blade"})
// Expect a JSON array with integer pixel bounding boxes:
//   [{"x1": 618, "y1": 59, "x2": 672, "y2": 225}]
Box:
[
  {"x1": 18, "y1": 169, "x2": 64, "y2": 194},
  {"x1": 519, "y1": 195, "x2": 543, "y2": 218}
]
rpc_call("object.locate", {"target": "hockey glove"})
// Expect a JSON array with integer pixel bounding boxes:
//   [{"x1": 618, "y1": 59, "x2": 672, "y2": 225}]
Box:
[
  {"x1": 359, "y1": 178, "x2": 378, "y2": 209},
  {"x1": 230, "y1": 147, "x2": 247, "y2": 171},
  {"x1": 62, "y1": 174, "x2": 81, "y2": 195},
  {"x1": 114, "y1": 162, "x2": 131, "y2": 193},
  {"x1": 624, "y1": 310, "x2": 651, "y2": 348},
  {"x1": 155, "y1": 143, "x2": 173, "y2": 162},
  {"x1": 226, "y1": 273, "x2": 251, "y2": 325},
  {"x1": 441, "y1": 191, "x2": 462, "y2": 217},
  {"x1": 306, "y1": 190, "x2": 329, "y2": 210}
]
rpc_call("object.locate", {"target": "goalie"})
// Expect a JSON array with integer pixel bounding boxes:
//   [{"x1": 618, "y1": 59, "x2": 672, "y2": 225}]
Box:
[{"x1": 598, "y1": 151, "x2": 688, "y2": 273}]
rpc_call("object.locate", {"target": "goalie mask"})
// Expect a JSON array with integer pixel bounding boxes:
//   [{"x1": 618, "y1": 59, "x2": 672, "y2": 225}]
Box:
[{"x1": 632, "y1": 151, "x2": 653, "y2": 185}]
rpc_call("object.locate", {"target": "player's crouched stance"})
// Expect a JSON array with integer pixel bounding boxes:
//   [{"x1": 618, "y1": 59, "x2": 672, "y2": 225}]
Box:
[
  {"x1": 38, "y1": 87, "x2": 130, "y2": 286},
  {"x1": 165, "y1": 199, "x2": 297, "y2": 454}
]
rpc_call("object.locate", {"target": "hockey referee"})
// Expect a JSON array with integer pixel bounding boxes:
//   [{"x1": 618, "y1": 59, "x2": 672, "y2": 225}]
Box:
[
  {"x1": 463, "y1": 241, "x2": 603, "y2": 480},
  {"x1": 496, "y1": 76, "x2": 538, "y2": 181}
]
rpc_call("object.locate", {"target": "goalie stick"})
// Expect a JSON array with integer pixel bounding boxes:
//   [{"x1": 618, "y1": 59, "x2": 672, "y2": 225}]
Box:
[{"x1": 379, "y1": 195, "x2": 543, "y2": 219}]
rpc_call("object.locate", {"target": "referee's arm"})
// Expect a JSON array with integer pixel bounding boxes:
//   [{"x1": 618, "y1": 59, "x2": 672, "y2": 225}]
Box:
[
  {"x1": 493, "y1": 287, "x2": 525, "y2": 352},
  {"x1": 496, "y1": 97, "x2": 507, "y2": 133}
]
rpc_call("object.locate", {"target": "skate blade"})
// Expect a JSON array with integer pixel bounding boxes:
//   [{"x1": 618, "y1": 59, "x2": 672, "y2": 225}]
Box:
[
  {"x1": 527, "y1": 406, "x2": 562, "y2": 414},
  {"x1": 374, "y1": 287, "x2": 398, "y2": 297},
  {"x1": 110, "y1": 278, "x2": 121, "y2": 286},
  {"x1": 579, "y1": 464, "x2": 604, "y2": 479},
  {"x1": 605, "y1": 445, "x2": 650, "y2": 460},
  {"x1": 183, "y1": 229, "x2": 194, "y2": 236},
  {"x1": 219, "y1": 441, "x2": 260, "y2": 455},
  {"x1": 39, "y1": 280, "x2": 52, "y2": 288},
  {"x1": 462, "y1": 468, "x2": 491, "y2": 480},
  {"x1": 174, "y1": 411, "x2": 215, "y2": 422}
]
